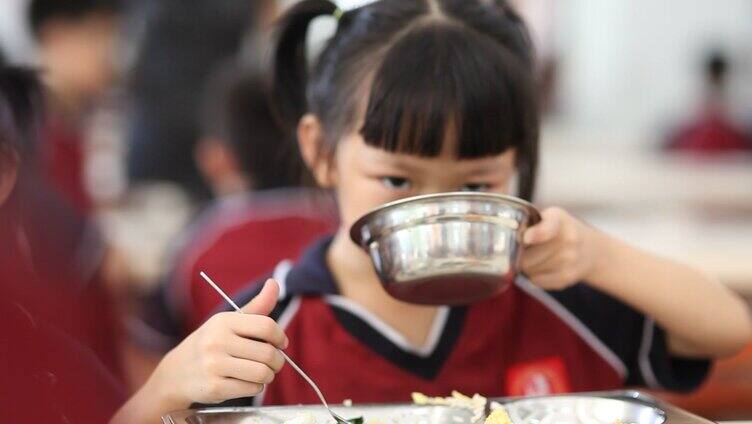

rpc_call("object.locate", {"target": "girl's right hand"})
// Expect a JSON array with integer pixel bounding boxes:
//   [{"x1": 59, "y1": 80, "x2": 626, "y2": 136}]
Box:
[{"x1": 150, "y1": 278, "x2": 288, "y2": 405}]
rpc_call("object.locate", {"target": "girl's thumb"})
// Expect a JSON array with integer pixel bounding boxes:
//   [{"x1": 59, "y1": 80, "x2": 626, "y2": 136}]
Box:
[{"x1": 240, "y1": 278, "x2": 280, "y2": 316}]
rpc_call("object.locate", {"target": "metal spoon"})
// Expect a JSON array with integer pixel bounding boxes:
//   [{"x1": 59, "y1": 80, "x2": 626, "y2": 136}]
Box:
[{"x1": 200, "y1": 272, "x2": 361, "y2": 424}]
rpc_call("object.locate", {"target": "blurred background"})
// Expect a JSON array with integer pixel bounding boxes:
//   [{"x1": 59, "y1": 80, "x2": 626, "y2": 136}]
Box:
[{"x1": 0, "y1": 0, "x2": 750, "y2": 420}]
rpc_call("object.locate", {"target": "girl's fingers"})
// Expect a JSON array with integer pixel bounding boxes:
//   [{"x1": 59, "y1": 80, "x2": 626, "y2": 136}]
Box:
[
  {"x1": 227, "y1": 336, "x2": 286, "y2": 372},
  {"x1": 524, "y1": 207, "x2": 563, "y2": 245},
  {"x1": 527, "y1": 271, "x2": 560, "y2": 289},
  {"x1": 520, "y1": 242, "x2": 560, "y2": 272},
  {"x1": 523, "y1": 249, "x2": 573, "y2": 277},
  {"x1": 228, "y1": 313, "x2": 288, "y2": 349},
  {"x1": 219, "y1": 356, "x2": 276, "y2": 385},
  {"x1": 209, "y1": 378, "x2": 264, "y2": 402},
  {"x1": 528, "y1": 270, "x2": 578, "y2": 290}
]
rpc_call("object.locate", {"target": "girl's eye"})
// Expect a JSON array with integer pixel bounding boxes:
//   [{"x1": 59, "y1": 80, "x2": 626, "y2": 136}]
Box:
[
  {"x1": 380, "y1": 176, "x2": 411, "y2": 190},
  {"x1": 461, "y1": 183, "x2": 491, "y2": 192}
]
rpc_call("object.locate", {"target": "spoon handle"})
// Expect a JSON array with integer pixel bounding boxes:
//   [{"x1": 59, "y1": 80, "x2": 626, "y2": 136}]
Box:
[{"x1": 279, "y1": 350, "x2": 331, "y2": 410}]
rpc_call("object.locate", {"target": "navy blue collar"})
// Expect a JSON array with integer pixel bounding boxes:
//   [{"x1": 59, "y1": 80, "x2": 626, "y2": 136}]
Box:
[
  {"x1": 283, "y1": 235, "x2": 339, "y2": 297},
  {"x1": 287, "y1": 237, "x2": 468, "y2": 380},
  {"x1": 223, "y1": 235, "x2": 337, "y2": 313}
]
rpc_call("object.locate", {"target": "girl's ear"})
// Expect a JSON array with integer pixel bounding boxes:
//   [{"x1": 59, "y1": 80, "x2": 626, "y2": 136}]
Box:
[{"x1": 298, "y1": 114, "x2": 337, "y2": 188}]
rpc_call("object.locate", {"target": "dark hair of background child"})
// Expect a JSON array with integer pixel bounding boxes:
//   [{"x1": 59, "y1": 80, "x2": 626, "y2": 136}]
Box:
[
  {"x1": 201, "y1": 67, "x2": 305, "y2": 191},
  {"x1": 0, "y1": 67, "x2": 43, "y2": 171},
  {"x1": 705, "y1": 49, "x2": 728, "y2": 88},
  {"x1": 270, "y1": 0, "x2": 539, "y2": 200},
  {"x1": 0, "y1": 65, "x2": 45, "y2": 259}
]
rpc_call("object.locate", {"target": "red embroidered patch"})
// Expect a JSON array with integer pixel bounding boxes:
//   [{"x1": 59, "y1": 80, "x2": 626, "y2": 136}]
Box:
[{"x1": 506, "y1": 357, "x2": 571, "y2": 396}]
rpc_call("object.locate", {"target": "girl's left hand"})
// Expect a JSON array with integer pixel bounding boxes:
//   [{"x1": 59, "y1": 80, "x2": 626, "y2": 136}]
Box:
[{"x1": 521, "y1": 207, "x2": 604, "y2": 290}]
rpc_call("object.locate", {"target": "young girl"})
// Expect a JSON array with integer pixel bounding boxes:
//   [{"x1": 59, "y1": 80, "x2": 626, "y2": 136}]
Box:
[{"x1": 114, "y1": 0, "x2": 752, "y2": 421}]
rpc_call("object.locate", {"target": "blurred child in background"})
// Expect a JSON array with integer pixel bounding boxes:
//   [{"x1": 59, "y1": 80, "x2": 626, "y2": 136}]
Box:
[
  {"x1": 196, "y1": 66, "x2": 304, "y2": 198},
  {"x1": 29, "y1": 0, "x2": 122, "y2": 213},
  {"x1": 0, "y1": 65, "x2": 124, "y2": 424},
  {"x1": 665, "y1": 50, "x2": 751, "y2": 154},
  {"x1": 127, "y1": 66, "x2": 332, "y2": 386}
]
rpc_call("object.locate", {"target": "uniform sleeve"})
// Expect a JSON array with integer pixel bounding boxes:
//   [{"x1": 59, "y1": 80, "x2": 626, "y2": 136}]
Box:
[{"x1": 552, "y1": 283, "x2": 710, "y2": 393}]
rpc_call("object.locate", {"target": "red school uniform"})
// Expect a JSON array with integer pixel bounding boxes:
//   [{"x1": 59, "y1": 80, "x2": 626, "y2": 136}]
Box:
[
  {"x1": 1, "y1": 209, "x2": 124, "y2": 423},
  {"x1": 666, "y1": 110, "x2": 751, "y2": 153},
  {"x1": 39, "y1": 115, "x2": 92, "y2": 215},
  {"x1": 216, "y1": 236, "x2": 709, "y2": 407}
]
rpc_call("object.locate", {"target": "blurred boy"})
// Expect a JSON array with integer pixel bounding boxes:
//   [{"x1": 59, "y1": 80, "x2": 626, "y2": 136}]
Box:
[
  {"x1": 28, "y1": 0, "x2": 122, "y2": 213},
  {"x1": 131, "y1": 68, "x2": 332, "y2": 363},
  {"x1": 666, "y1": 50, "x2": 751, "y2": 153},
  {"x1": 195, "y1": 66, "x2": 303, "y2": 197}
]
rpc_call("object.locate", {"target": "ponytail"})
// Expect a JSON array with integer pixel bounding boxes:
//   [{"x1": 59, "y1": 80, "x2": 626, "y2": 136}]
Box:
[{"x1": 271, "y1": 0, "x2": 338, "y2": 131}]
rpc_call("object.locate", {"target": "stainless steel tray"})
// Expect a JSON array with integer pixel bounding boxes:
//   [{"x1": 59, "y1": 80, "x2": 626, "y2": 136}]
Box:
[
  {"x1": 162, "y1": 391, "x2": 715, "y2": 424},
  {"x1": 164, "y1": 404, "x2": 473, "y2": 423}
]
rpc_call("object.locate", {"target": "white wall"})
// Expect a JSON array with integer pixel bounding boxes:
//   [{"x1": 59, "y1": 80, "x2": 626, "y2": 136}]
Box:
[
  {"x1": 555, "y1": 0, "x2": 752, "y2": 144},
  {"x1": 0, "y1": 0, "x2": 36, "y2": 63}
]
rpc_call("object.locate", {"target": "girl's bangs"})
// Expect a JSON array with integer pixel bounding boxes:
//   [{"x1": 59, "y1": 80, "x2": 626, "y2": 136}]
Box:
[{"x1": 360, "y1": 22, "x2": 535, "y2": 159}]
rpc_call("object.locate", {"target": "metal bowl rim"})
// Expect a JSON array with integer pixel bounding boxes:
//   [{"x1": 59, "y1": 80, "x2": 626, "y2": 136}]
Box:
[{"x1": 350, "y1": 191, "x2": 541, "y2": 246}]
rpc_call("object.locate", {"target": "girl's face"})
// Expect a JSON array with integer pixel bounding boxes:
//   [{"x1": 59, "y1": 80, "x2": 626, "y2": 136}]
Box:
[{"x1": 332, "y1": 131, "x2": 517, "y2": 232}]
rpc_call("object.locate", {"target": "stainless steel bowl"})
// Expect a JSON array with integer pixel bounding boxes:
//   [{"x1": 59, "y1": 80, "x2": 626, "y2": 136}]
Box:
[{"x1": 350, "y1": 192, "x2": 541, "y2": 305}]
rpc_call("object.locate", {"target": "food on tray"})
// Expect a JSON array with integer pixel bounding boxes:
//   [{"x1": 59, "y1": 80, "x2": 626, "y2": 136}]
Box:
[
  {"x1": 483, "y1": 409, "x2": 512, "y2": 424},
  {"x1": 412, "y1": 391, "x2": 491, "y2": 423},
  {"x1": 282, "y1": 413, "x2": 316, "y2": 424},
  {"x1": 411, "y1": 391, "x2": 487, "y2": 410}
]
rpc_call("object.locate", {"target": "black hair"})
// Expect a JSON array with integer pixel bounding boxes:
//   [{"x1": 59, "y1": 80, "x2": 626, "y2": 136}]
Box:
[
  {"x1": 0, "y1": 67, "x2": 43, "y2": 170},
  {"x1": 0, "y1": 66, "x2": 44, "y2": 252},
  {"x1": 271, "y1": 0, "x2": 539, "y2": 200},
  {"x1": 705, "y1": 50, "x2": 729, "y2": 88},
  {"x1": 201, "y1": 66, "x2": 303, "y2": 191},
  {"x1": 28, "y1": 0, "x2": 121, "y2": 37}
]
